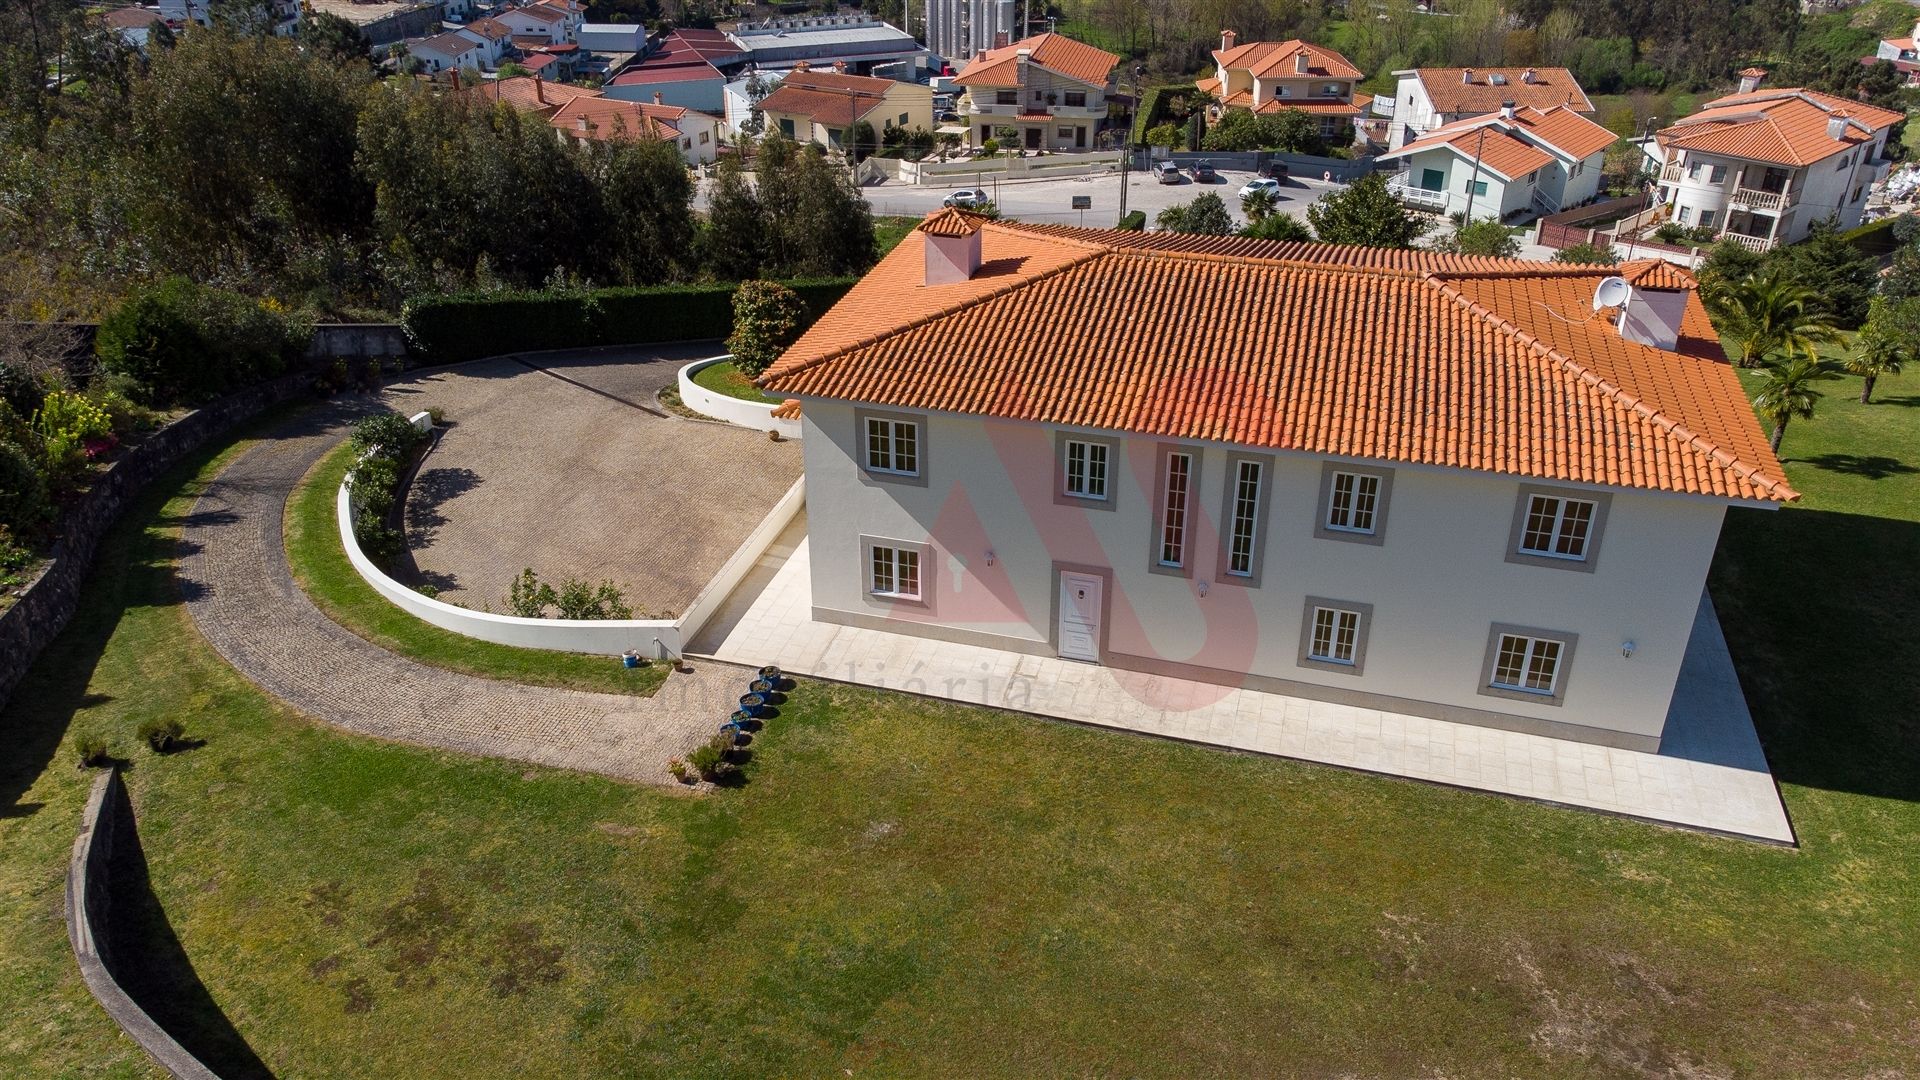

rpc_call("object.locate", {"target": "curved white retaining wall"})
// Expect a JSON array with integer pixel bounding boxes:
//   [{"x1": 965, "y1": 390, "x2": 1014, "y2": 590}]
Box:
[
  {"x1": 677, "y1": 355, "x2": 803, "y2": 440},
  {"x1": 337, "y1": 412, "x2": 805, "y2": 657}
]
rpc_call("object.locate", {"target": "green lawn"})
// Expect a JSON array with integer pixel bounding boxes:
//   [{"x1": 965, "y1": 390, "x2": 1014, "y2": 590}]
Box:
[
  {"x1": 873, "y1": 215, "x2": 920, "y2": 259},
  {"x1": 688, "y1": 359, "x2": 779, "y2": 404},
  {"x1": 285, "y1": 438, "x2": 668, "y2": 696},
  {"x1": 1, "y1": 372, "x2": 1917, "y2": 1076}
]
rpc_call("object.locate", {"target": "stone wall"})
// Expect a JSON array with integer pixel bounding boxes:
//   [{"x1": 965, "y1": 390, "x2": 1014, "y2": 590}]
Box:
[
  {"x1": 66, "y1": 770, "x2": 220, "y2": 1080},
  {"x1": 306, "y1": 323, "x2": 408, "y2": 362},
  {"x1": 0, "y1": 369, "x2": 319, "y2": 713}
]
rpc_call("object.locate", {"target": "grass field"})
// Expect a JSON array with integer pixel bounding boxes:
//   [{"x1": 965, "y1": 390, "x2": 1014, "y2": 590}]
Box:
[
  {"x1": 873, "y1": 215, "x2": 921, "y2": 258},
  {"x1": 1, "y1": 369, "x2": 1917, "y2": 1076},
  {"x1": 688, "y1": 359, "x2": 779, "y2": 404},
  {"x1": 284, "y1": 441, "x2": 668, "y2": 697}
]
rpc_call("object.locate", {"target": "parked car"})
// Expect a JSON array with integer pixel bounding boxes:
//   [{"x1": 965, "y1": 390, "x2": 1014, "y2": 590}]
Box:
[
  {"x1": 943, "y1": 188, "x2": 989, "y2": 208},
  {"x1": 1258, "y1": 162, "x2": 1291, "y2": 182},
  {"x1": 937, "y1": 110, "x2": 961, "y2": 123},
  {"x1": 1238, "y1": 177, "x2": 1284, "y2": 200},
  {"x1": 1190, "y1": 160, "x2": 1218, "y2": 182},
  {"x1": 1155, "y1": 161, "x2": 1184, "y2": 184}
]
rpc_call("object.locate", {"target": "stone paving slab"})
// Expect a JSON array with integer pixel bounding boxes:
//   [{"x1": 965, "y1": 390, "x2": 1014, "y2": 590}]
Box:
[
  {"x1": 179, "y1": 400, "x2": 743, "y2": 787},
  {"x1": 699, "y1": 533, "x2": 1797, "y2": 844}
]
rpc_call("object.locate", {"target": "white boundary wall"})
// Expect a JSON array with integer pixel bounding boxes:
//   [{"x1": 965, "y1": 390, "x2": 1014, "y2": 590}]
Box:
[
  {"x1": 677, "y1": 356, "x2": 803, "y2": 440},
  {"x1": 337, "y1": 411, "x2": 806, "y2": 658}
]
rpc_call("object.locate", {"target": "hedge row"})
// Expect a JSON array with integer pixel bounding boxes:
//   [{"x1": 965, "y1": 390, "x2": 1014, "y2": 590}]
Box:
[
  {"x1": 401, "y1": 278, "x2": 859, "y2": 364},
  {"x1": 1130, "y1": 84, "x2": 1193, "y2": 146},
  {"x1": 1841, "y1": 214, "x2": 1905, "y2": 258}
]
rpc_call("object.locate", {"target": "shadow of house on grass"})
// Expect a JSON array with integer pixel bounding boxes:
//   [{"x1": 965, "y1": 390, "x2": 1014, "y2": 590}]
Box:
[
  {"x1": 1710, "y1": 507, "x2": 1920, "y2": 804},
  {"x1": 1797, "y1": 454, "x2": 1919, "y2": 481}
]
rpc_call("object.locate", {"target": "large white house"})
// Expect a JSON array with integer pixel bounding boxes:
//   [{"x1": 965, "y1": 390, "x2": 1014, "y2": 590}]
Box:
[
  {"x1": 954, "y1": 32, "x2": 1119, "y2": 151},
  {"x1": 757, "y1": 212, "x2": 1794, "y2": 754},
  {"x1": 1649, "y1": 81, "x2": 1901, "y2": 250},
  {"x1": 1376, "y1": 103, "x2": 1618, "y2": 220},
  {"x1": 1386, "y1": 66, "x2": 1594, "y2": 148}
]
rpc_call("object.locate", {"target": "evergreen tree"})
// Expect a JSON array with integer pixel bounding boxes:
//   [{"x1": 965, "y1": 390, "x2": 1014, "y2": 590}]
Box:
[
  {"x1": 1766, "y1": 219, "x2": 1877, "y2": 329},
  {"x1": 1306, "y1": 174, "x2": 1431, "y2": 249},
  {"x1": 699, "y1": 149, "x2": 766, "y2": 281}
]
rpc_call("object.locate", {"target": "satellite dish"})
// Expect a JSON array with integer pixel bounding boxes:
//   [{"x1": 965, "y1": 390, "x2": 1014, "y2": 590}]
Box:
[{"x1": 1592, "y1": 276, "x2": 1632, "y2": 311}]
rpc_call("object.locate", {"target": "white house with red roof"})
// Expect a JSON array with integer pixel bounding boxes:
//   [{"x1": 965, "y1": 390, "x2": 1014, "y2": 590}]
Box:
[
  {"x1": 751, "y1": 211, "x2": 1794, "y2": 757},
  {"x1": 954, "y1": 32, "x2": 1120, "y2": 150},
  {"x1": 1197, "y1": 31, "x2": 1370, "y2": 140},
  {"x1": 1376, "y1": 103, "x2": 1618, "y2": 220},
  {"x1": 1387, "y1": 66, "x2": 1595, "y2": 149},
  {"x1": 409, "y1": 30, "x2": 492, "y2": 74},
  {"x1": 1869, "y1": 19, "x2": 1920, "y2": 85},
  {"x1": 1650, "y1": 78, "x2": 1901, "y2": 250},
  {"x1": 495, "y1": 2, "x2": 573, "y2": 45}
]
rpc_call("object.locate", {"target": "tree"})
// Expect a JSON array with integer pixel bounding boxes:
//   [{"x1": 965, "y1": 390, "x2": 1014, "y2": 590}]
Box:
[
  {"x1": 1306, "y1": 173, "x2": 1431, "y2": 249},
  {"x1": 1240, "y1": 214, "x2": 1312, "y2": 242},
  {"x1": 1766, "y1": 219, "x2": 1877, "y2": 329},
  {"x1": 726, "y1": 280, "x2": 806, "y2": 378},
  {"x1": 591, "y1": 134, "x2": 695, "y2": 285},
  {"x1": 300, "y1": 11, "x2": 372, "y2": 68},
  {"x1": 1752, "y1": 355, "x2": 1842, "y2": 453},
  {"x1": 1880, "y1": 242, "x2": 1920, "y2": 303},
  {"x1": 497, "y1": 61, "x2": 531, "y2": 79},
  {"x1": 1261, "y1": 108, "x2": 1324, "y2": 155},
  {"x1": 1552, "y1": 242, "x2": 1617, "y2": 265},
  {"x1": 699, "y1": 150, "x2": 766, "y2": 281},
  {"x1": 1200, "y1": 108, "x2": 1262, "y2": 152},
  {"x1": 848, "y1": 119, "x2": 876, "y2": 162},
  {"x1": 1144, "y1": 123, "x2": 1181, "y2": 148},
  {"x1": 753, "y1": 136, "x2": 876, "y2": 277},
  {"x1": 1156, "y1": 192, "x2": 1232, "y2": 235},
  {"x1": 1697, "y1": 238, "x2": 1765, "y2": 304},
  {"x1": 1436, "y1": 218, "x2": 1518, "y2": 258},
  {"x1": 1240, "y1": 187, "x2": 1279, "y2": 222},
  {"x1": 1850, "y1": 295, "x2": 1920, "y2": 403},
  {"x1": 737, "y1": 71, "x2": 771, "y2": 138},
  {"x1": 1707, "y1": 267, "x2": 1842, "y2": 369}
]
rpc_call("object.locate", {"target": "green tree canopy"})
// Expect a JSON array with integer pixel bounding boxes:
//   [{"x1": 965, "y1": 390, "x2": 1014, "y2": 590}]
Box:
[
  {"x1": 1156, "y1": 192, "x2": 1233, "y2": 235},
  {"x1": 1436, "y1": 218, "x2": 1518, "y2": 258},
  {"x1": 1240, "y1": 214, "x2": 1313, "y2": 243},
  {"x1": 1767, "y1": 219, "x2": 1878, "y2": 329},
  {"x1": 1306, "y1": 173, "x2": 1431, "y2": 249},
  {"x1": 1851, "y1": 295, "x2": 1920, "y2": 403}
]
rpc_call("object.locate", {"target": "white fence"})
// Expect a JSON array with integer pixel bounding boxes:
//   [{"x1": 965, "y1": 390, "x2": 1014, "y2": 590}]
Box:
[
  {"x1": 676, "y1": 356, "x2": 802, "y2": 440},
  {"x1": 338, "y1": 411, "x2": 807, "y2": 658},
  {"x1": 896, "y1": 150, "x2": 1123, "y2": 186}
]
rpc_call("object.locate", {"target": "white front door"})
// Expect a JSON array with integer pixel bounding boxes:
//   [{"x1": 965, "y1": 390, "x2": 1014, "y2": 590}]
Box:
[{"x1": 1057, "y1": 572, "x2": 1103, "y2": 663}]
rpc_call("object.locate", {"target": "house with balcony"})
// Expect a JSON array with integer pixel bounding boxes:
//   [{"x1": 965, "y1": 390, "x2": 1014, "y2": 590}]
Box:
[
  {"x1": 1376, "y1": 103, "x2": 1617, "y2": 221},
  {"x1": 1867, "y1": 19, "x2": 1920, "y2": 85},
  {"x1": 755, "y1": 210, "x2": 1794, "y2": 755},
  {"x1": 1197, "y1": 31, "x2": 1370, "y2": 141},
  {"x1": 954, "y1": 32, "x2": 1120, "y2": 151},
  {"x1": 1650, "y1": 82, "x2": 1901, "y2": 251},
  {"x1": 758, "y1": 64, "x2": 934, "y2": 152},
  {"x1": 1387, "y1": 67, "x2": 1594, "y2": 149}
]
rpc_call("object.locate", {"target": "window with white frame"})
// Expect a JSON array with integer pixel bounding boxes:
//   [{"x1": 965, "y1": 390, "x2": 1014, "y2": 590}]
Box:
[
  {"x1": 1519, "y1": 492, "x2": 1596, "y2": 560},
  {"x1": 864, "y1": 416, "x2": 919, "y2": 476},
  {"x1": 1489, "y1": 632, "x2": 1564, "y2": 695},
  {"x1": 1326, "y1": 470, "x2": 1379, "y2": 533},
  {"x1": 1226, "y1": 459, "x2": 1262, "y2": 576},
  {"x1": 1699, "y1": 209, "x2": 1717, "y2": 230},
  {"x1": 1709, "y1": 164, "x2": 1727, "y2": 183},
  {"x1": 1159, "y1": 451, "x2": 1192, "y2": 567},
  {"x1": 1063, "y1": 439, "x2": 1109, "y2": 500},
  {"x1": 1308, "y1": 606, "x2": 1360, "y2": 664},
  {"x1": 868, "y1": 544, "x2": 922, "y2": 600}
]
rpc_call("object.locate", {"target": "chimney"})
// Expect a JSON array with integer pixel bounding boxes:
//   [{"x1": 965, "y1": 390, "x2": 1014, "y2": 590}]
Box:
[
  {"x1": 922, "y1": 210, "x2": 983, "y2": 285},
  {"x1": 1462, "y1": 67, "x2": 1474, "y2": 85},
  {"x1": 1220, "y1": 29, "x2": 1235, "y2": 52},
  {"x1": 575, "y1": 116, "x2": 588, "y2": 132},
  {"x1": 1500, "y1": 100, "x2": 1515, "y2": 120},
  {"x1": 833, "y1": 60, "x2": 847, "y2": 73},
  {"x1": 793, "y1": 60, "x2": 810, "y2": 72},
  {"x1": 451, "y1": 67, "x2": 462, "y2": 91},
  {"x1": 1612, "y1": 263, "x2": 1697, "y2": 351},
  {"x1": 654, "y1": 91, "x2": 664, "y2": 105},
  {"x1": 1828, "y1": 111, "x2": 1851, "y2": 140},
  {"x1": 1738, "y1": 67, "x2": 1766, "y2": 94},
  {"x1": 535, "y1": 74, "x2": 545, "y2": 103},
  {"x1": 1522, "y1": 67, "x2": 1537, "y2": 85},
  {"x1": 1295, "y1": 51, "x2": 1309, "y2": 75}
]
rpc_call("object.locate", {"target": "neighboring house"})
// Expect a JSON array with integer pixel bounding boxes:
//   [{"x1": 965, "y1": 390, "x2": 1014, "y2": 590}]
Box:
[
  {"x1": 1387, "y1": 66, "x2": 1594, "y2": 148},
  {"x1": 410, "y1": 30, "x2": 491, "y2": 74},
  {"x1": 631, "y1": 93, "x2": 722, "y2": 164},
  {"x1": 577, "y1": 22, "x2": 646, "y2": 54},
  {"x1": 1868, "y1": 19, "x2": 1920, "y2": 85},
  {"x1": 925, "y1": 0, "x2": 1016, "y2": 66},
  {"x1": 954, "y1": 32, "x2": 1120, "y2": 151},
  {"x1": 727, "y1": 15, "x2": 932, "y2": 79},
  {"x1": 720, "y1": 70, "x2": 786, "y2": 139},
  {"x1": 758, "y1": 65, "x2": 934, "y2": 151},
  {"x1": 758, "y1": 211, "x2": 1794, "y2": 754},
  {"x1": 495, "y1": 2, "x2": 570, "y2": 45},
  {"x1": 1375, "y1": 103, "x2": 1617, "y2": 220},
  {"x1": 453, "y1": 16, "x2": 514, "y2": 67},
  {"x1": 103, "y1": 6, "x2": 167, "y2": 47},
  {"x1": 601, "y1": 29, "x2": 740, "y2": 113},
  {"x1": 1197, "y1": 31, "x2": 1369, "y2": 140},
  {"x1": 155, "y1": 0, "x2": 210, "y2": 26},
  {"x1": 470, "y1": 73, "x2": 601, "y2": 120},
  {"x1": 1650, "y1": 82, "x2": 1901, "y2": 250},
  {"x1": 547, "y1": 94, "x2": 718, "y2": 165}
]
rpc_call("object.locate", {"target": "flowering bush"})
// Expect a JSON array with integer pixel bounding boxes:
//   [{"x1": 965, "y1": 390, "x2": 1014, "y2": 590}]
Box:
[{"x1": 34, "y1": 390, "x2": 111, "y2": 445}]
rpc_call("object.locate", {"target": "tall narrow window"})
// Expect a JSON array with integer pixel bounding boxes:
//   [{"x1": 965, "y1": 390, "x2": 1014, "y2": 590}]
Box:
[
  {"x1": 864, "y1": 417, "x2": 919, "y2": 476},
  {"x1": 1326, "y1": 471, "x2": 1379, "y2": 533},
  {"x1": 1064, "y1": 439, "x2": 1108, "y2": 499},
  {"x1": 1227, "y1": 459, "x2": 1262, "y2": 576},
  {"x1": 1308, "y1": 607, "x2": 1361, "y2": 665},
  {"x1": 1159, "y1": 452, "x2": 1191, "y2": 567},
  {"x1": 1519, "y1": 494, "x2": 1595, "y2": 560},
  {"x1": 1491, "y1": 633, "x2": 1563, "y2": 694}
]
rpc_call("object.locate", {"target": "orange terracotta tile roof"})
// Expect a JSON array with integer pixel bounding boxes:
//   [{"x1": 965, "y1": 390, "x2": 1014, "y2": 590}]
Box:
[
  {"x1": 1213, "y1": 39, "x2": 1363, "y2": 80},
  {"x1": 1409, "y1": 67, "x2": 1595, "y2": 116},
  {"x1": 463, "y1": 16, "x2": 513, "y2": 41},
  {"x1": 762, "y1": 222, "x2": 1793, "y2": 503},
  {"x1": 1658, "y1": 88, "x2": 1902, "y2": 166},
  {"x1": 919, "y1": 207, "x2": 988, "y2": 236},
  {"x1": 1196, "y1": 75, "x2": 1222, "y2": 96},
  {"x1": 1620, "y1": 259, "x2": 1699, "y2": 291},
  {"x1": 472, "y1": 75, "x2": 602, "y2": 115},
  {"x1": 954, "y1": 32, "x2": 1118, "y2": 89},
  {"x1": 1739, "y1": 67, "x2": 1769, "y2": 78},
  {"x1": 1252, "y1": 98, "x2": 1366, "y2": 117},
  {"x1": 548, "y1": 98, "x2": 678, "y2": 142},
  {"x1": 759, "y1": 70, "x2": 893, "y2": 126},
  {"x1": 1386, "y1": 123, "x2": 1555, "y2": 180},
  {"x1": 771, "y1": 399, "x2": 802, "y2": 419},
  {"x1": 1381, "y1": 105, "x2": 1615, "y2": 173}
]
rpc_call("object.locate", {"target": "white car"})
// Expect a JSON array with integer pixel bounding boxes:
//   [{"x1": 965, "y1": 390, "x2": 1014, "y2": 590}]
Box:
[
  {"x1": 1238, "y1": 178, "x2": 1283, "y2": 199},
  {"x1": 943, "y1": 188, "x2": 989, "y2": 208}
]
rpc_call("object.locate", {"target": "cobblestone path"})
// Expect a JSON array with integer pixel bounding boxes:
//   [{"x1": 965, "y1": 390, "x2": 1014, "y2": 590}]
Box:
[{"x1": 178, "y1": 403, "x2": 737, "y2": 786}]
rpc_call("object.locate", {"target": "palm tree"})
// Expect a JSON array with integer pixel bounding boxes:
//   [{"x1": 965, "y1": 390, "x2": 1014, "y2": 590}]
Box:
[
  {"x1": 1241, "y1": 187, "x2": 1279, "y2": 222},
  {"x1": 1846, "y1": 326, "x2": 1906, "y2": 404},
  {"x1": 1752, "y1": 355, "x2": 1843, "y2": 454},
  {"x1": 1708, "y1": 268, "x2": 1842, "y2": 368}
]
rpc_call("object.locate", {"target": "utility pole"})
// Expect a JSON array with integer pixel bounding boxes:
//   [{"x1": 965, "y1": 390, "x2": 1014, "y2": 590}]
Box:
[
  {"x1": 1461, "y1": 124, "x2": 1488, "y2": 223},
  {"x1": 1117, "y1": 64, "x2": 1142, "y2": 225},
  {"x1": 1623, "y1": 116, "x2": 1659, "y2": 260}
]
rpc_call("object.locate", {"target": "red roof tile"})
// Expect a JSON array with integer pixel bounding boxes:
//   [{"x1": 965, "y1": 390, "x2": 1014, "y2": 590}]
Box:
[
  {"x1": 918, "y1": 207, "x2": 988, "y2": 236},
  {"x1": 1213, "y1": 39, "x2": 1362, "y2": 80},
  {"x1": 1620, "y1": 259, "x2": 1699, "y2": 291},
  {"x1": 1657, "y1": 88, "x2": 1902, "y2": 166},
  {"x1": 1409, "y1": 67, "x2": 1595, "y2": 116},
  {"x1": 759, "y1": 70, "x2": 895, "y2": 126},
  {"x1": 954, "y1": 32, "x2": 1118, "y2": 89}
]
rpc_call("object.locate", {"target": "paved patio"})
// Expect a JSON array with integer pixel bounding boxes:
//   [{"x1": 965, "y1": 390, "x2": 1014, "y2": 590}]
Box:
[
  {"x1": 383, "y1": 346, "x2": 800, "y2": 615},
  {"x1": 691, "y1": 521, "x2": 1795, "y2": 844}
]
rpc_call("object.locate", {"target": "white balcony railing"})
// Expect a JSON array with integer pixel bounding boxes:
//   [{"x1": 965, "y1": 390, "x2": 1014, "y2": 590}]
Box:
[
  {"x1": 1660, "y1": 161, "x2": 1683, "y2": 182},
  {"x1": 1388, "y1": 181, "x2": 1448, "y2": 212},
  {"x1": 1730, "y1": 186, "x2": 1787, "y2": 212}
]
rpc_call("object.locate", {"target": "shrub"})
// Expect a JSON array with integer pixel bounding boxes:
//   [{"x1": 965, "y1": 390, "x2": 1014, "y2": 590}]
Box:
[
  {"x1": 138, "y1": 716, "x2": 187, "y2": 752},
  {"x1": 980, "y1": 138, "x2": 1000, "y2": 157},
  {"x1": 0, "y1": 440, "x2": 49, "y2": 536},
  {"x1": 507, "y1": 567, "x2": 555, "y2": 618},
  {"x1": 726, "y1": 280, "x2": 807, "y2": 379},
  {"x1": 349, "y1": 412, "x2": 423, "y2": 458},
  {"x1": 553, "y1": 578, "x2": 634, "y2": 620},
  {"x1": 1435, "y1": 219, "x2": 1520, "y2": 258},
  {"x1": 95, "y1": 278, "x2": 309, "y2": 405},
  {"x1": 688, "y1": 732, "x2": 738, "y2": 781},
  {"x1": 75, "y1": 732, "x2": 110, "y2": 769},
  {"x1": 667, "y1": 758, "x2": 692, "y2": 783},
  {"x1": 1552, "y1": 242, "x2": 1619, "y2": 266},
  {"x1": 0, "y1": 360, "x2": 46, "y2": 420},
  {"x1": 0, "y1": 525, "x2": 33, "y2": 591},
  {"x1": 1117, "y1": 210, "x2": 1146, "y2": 232},
  {"x1": 87, "y1": 387, "x2": 160, "y2": 438},
  {"x1": 1241, "y1": 214, "x2": 1313, "y2": 243}
]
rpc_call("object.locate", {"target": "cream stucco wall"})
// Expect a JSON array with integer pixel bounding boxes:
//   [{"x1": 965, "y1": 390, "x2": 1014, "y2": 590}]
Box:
[{"x1": 798, "y1": 401, "x2": 1736, "y2": 748}]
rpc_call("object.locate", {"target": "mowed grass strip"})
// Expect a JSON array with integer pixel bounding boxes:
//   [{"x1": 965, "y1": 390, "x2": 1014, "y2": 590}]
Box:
[
  {"x1": 284, "y1": 439, "x2": 668, "y2": 697},
  {"x1": 0, "y1": 373, "x2": 1916, "y2": 1077},
  {"x1": 689, "y1": 359, "x2": 780, "y2": 404}
]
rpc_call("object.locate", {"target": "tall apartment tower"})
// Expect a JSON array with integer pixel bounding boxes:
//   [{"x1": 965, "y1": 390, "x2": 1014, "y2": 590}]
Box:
[{"x1": 926, "y1": 0, "x2": 1017, "y2": 66}]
